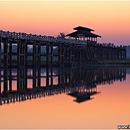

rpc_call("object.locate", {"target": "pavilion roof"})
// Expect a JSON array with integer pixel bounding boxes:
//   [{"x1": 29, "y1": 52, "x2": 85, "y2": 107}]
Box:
[
  {"x1": 74, "y1": 26, "x2": 94, "y2": 32},
  {"x1": 66, "y1": 30, "x2": 101, "y2": 38}
]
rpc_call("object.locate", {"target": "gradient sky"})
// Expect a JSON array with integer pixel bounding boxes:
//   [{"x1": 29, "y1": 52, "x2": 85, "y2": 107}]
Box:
[{"x1": 0, "y1": 1, "x2": 130, "y2": 45}]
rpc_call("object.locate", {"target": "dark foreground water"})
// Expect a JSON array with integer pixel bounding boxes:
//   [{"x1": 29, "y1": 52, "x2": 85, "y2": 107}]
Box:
[{"x1": 0, "y1": 66, "x2": 130, "y2": 129}]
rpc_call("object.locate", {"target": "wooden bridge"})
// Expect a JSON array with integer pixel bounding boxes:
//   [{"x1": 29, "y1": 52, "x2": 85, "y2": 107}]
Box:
[{"x1": 0, "y1": 26, "x2": 127, "y2": 68}]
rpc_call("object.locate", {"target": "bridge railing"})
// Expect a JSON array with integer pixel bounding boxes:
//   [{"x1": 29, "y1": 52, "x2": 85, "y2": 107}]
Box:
[{"x1": 0, "y1": 30, "x2": 89, "y2": 44}]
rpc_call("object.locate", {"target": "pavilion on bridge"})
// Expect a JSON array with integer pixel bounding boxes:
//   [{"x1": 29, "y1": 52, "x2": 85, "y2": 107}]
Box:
[{"x1": 66, "y1": 26, "x2": 101, "y2": 44}]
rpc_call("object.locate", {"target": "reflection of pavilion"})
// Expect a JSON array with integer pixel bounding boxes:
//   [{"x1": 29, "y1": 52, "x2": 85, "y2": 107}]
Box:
[
  {"x1": 0, "y1": 67, "x2": 126, "y2": 105},
  {"x1": 68, "y1": 85, "x2": 100, "y2": 103}
]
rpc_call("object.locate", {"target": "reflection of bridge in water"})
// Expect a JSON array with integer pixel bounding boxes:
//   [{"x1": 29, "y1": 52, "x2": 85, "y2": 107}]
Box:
[{"x1": 0, "y1": 67, "x2": 126, "y2": 105}]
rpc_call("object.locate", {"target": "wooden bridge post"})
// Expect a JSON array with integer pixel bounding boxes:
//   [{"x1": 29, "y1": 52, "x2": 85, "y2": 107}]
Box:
[
  {"x1": 17, "y1": 41, "x2": 20, "y2": 68},
  {"x1": 70, "y1": 45, "x2": 72, "y2": 65},
  {"x1": 51, "y1": 66, "x2": 53, "y2": 87},
  {"x1": 0, "y1": 36, "x2": 1, "y2": 68},
  {"x1": 71, "y1": 45, "x2": 74, "y2": 66},
  {"x1": 2, "y1": 39, "x2": 8, "y2": 93},
  {"x1": 124, "y1": 47, "x2": 126, "y2": 59},
  {"x1": 3, "y1": 69, "x2": 8, "y2": 93},
  {"x1": 60, "y1": 44, "x2": 63, "y2": 66},
  {"x1": 33, "y1": 43, "x2": 36, "y2": 67},
  {"x1": 46, "y1": 44, "x2": 49, "y2": 66},
  {"x1": 37, "y1": 67, "x2": 41, "y2": 88},
  {"x1": 63, "y1": 44, "x2": 65, "y2": 66},
  {"x1": 9, "y1": 42, "x2": 12, "y2": 67},
  {"x1": 58, "y1": 44, "x2": 61, "y2": 66},
  {"x1": 3, "y1": 39, "x2": 8, "y2": 68},
  {"x1": 46, "y1": 66, "x2": 49, "y2": 87},
  {"x1": 33, "y1": 67, "x2": 36, "y2": 89},
  {"x1": 24, "y1": 40, "x2": 27, "y2": 90},
  {"x1": 75, "y1": 45, "x2": 77, "y2": 64},
  {"x1": 119, "y1": 48, "x2": 122, "y2": 59},
  {"x1": 51, "y1": 43, "x2": 53, "y2": 67},
  {"x1": 73, "y1": 46, "x2": 76, "y2": 66},
  {"x1": 79, "y1": 45, "x2": 82, "y2": 65},
  {"x1": 58, "y1": 67, "x2": 61, "y2": 86},
  {"x1": 39, "y1": 42, "x2": 41, "y2": 66},
  {"x1": 46, "y1": 43, "x2": 50, "y2": 87}
]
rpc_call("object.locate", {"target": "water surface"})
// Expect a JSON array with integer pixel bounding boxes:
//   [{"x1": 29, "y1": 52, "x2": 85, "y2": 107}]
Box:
[{"x1": 0, "y1": 67, "x2": 130, "y2": 129}]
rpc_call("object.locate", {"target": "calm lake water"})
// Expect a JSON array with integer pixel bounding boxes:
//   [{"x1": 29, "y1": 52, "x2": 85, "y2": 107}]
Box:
[{"x1": 0, "y1": 67, "x2": 130, "y2": 129}]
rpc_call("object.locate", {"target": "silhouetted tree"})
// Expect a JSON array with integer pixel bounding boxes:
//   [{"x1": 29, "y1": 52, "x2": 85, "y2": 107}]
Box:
[{"x1": 57, "y1": 32, "x2": 66, "y2": 39}]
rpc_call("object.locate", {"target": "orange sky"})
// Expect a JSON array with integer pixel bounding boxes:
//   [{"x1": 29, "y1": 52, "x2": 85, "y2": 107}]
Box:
[{"x1": 0, "y1": 1, "x2": 130, "y2": 45}]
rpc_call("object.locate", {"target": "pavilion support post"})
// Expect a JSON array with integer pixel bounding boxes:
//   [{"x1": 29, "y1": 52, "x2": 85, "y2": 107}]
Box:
[
  {"x1": 79, "y1": 46, "x2": 82, "y2": 65},
  {"x1": 86, "y1": 46, "x2": 89, "y2": 60},
  {"x1": 65, "y1": 45, "x2": 67, "y2": 65},
  {"x1": 89, "y1": 46, "x2": 92, "y2": 59},
  {"x1": 71, "y1": 46, "x2": 74, "y2": 65},
  {"x1": 69, "y1": 45, "x2": 72, "y2": 65},
  {"x1": 88, "y1": 45, "x2": 91, "y2": 60},
  {"x1": 73, "y1": 46, "x2": 76, "y2": 66},
  {"x1": 82, "y1": 47, "x2": 84, "y2": 63},
  {"x1": 76, "y1": 46, "x2": 78, "y2": 64},
  {"x1": 60, "y1": 45, "x2": 63, "y2": 65}
]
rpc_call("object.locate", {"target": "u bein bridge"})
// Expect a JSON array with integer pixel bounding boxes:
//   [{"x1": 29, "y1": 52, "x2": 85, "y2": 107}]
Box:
[
  {"x1": 0, "y1": 67, "x2": 126, "y2": 105},
  {"x1": 0, "y1": 26, "x2": 127, "y2": 68}
]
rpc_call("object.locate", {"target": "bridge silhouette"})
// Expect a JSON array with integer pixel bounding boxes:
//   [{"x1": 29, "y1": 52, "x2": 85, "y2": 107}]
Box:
[{"x1": 0, "y1": 26, "x2": 126, "y2": 68}]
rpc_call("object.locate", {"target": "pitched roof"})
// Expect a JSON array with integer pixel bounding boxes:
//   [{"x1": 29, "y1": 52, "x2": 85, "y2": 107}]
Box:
[
  {"x1": 74, "y1": 26, "x2": 94, "y2": 32},
  {"x1": 66, "y1": 30, "x2": 101, "y2": 38}
]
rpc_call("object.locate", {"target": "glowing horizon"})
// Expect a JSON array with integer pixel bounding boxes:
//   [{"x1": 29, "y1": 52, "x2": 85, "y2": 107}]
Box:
[{"x1": 0, "y1": 1, "x2": 130, "y2": 45}]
